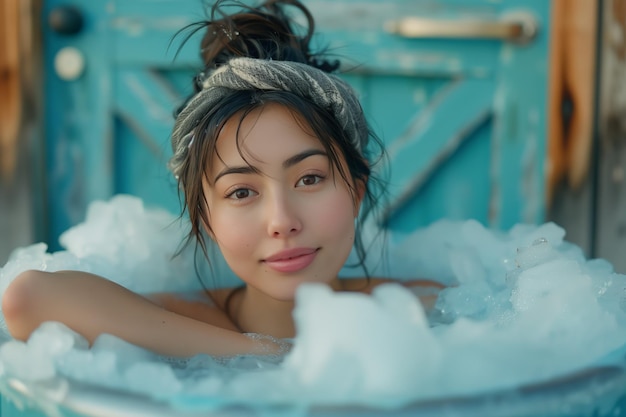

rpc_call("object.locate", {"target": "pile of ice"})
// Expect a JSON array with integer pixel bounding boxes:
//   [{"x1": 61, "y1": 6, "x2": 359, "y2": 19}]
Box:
[{"x1": 0, "y1": 194, "x2": 625, "y2": 412}]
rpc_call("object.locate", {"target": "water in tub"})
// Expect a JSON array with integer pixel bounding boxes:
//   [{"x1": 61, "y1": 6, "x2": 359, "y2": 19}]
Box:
[{"x1": 0, "y1": 194, "x2": 625, "y2": 412}]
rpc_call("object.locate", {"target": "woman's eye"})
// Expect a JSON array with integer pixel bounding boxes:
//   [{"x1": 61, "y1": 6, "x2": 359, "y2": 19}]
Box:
[
  {"x1": 297, "y1": 174, "x2": 323, "y2": 187},
  {"x1": 227, "y1": 188, "x2": 257, "y2": 200}
]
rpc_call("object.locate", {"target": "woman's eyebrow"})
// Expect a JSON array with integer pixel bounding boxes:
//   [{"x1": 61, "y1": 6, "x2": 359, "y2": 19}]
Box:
[
  {"x1": 214, "y1": 149, "x2": 327, "y2": 183},
  {"x1": 214, "y1": 166, "x2": 257, "y2": 183},
  {"x1": 283, "y1": 149, "x2": 327, "y2": 168}
]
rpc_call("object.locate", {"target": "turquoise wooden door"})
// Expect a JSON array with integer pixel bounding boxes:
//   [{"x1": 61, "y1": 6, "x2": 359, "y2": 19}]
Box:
[{"x1": 38, "y1": 0, "x2": 550, "y2": 249}]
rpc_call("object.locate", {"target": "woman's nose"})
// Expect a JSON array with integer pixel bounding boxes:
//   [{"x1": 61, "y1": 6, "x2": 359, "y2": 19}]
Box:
[{"x1": 266, "y1": 193, "x2": 302, "y2": 237}]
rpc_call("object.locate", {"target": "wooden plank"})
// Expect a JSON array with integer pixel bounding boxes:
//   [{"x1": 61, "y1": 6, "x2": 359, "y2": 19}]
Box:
[
  {"x1": 593, "y1": 0, "x2": 626, "y2": 273},
  {"x1": 113, "y1": 68, "x2": 181, "y2": 211},
  {"x1": 381, "y1": 78, "x2": 494, "y2": 225},
  {"x1": 0, "y1": 0, "x2": 21, "y2": 180},
  {"x1": 43, "y1": 0, "x2": 115, "y2": 246},
  {"x1": 490, "y1": 0, "x2": 551, "y2": 228}
]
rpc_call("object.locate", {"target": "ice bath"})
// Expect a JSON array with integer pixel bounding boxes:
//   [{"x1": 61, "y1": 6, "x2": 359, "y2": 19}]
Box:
[
  {"x1": 2, "y1": 0, "x2": 625, "y2": 415},
  {"x1": 1, "y1": 195, "x2": 625, "y2": 416}
]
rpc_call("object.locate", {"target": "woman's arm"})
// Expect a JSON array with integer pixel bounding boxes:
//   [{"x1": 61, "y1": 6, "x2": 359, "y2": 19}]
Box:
[
  {"x1": 1, "y1": 270, "x2": 275, "y2": 357},
  {"x1": 401, "y1": 279, "x2": 444, "y2": 310}
]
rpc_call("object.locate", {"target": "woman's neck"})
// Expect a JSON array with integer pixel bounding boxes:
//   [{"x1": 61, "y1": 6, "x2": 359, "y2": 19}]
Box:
[
  {"x1": 233, "y1": 286, "x2": 296, "y2": 338},
  {"x1": 233, "y1": 278, "x2": 344, "y2": 339}
]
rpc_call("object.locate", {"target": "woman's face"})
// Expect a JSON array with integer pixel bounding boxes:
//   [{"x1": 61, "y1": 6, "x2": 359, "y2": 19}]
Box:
[{"x1": 203, "y1": 103, "x2": 362, "y2": 301}]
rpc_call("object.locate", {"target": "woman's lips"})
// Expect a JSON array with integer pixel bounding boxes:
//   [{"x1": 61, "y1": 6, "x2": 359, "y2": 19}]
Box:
[{"x1": 263, "y1": 248, "x2": 319, "y2": 273}]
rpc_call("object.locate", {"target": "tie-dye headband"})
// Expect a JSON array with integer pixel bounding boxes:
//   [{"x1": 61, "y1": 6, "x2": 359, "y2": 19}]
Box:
[{"x1": 169, "y1": 57, "x2": 368, "y2": 179}]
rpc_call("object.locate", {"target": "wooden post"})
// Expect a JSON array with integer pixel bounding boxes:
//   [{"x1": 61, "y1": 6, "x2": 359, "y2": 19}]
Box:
[
  {"x1": 0, "y1": 0, "x2": 22, "y2": 181},
  {"x1": 547, "y1": 0, "x2": 599, "y2": 203}
]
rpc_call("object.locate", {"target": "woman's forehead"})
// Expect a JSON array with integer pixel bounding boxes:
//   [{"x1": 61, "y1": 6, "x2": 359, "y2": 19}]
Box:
[{"x1": 209, "y1": 103, "x2": 327, "y2": 171}]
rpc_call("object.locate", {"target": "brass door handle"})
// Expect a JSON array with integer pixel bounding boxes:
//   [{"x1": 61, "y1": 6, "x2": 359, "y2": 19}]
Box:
[{"x1": 384, "y1": 12, "x2": 538, "y2": 44}]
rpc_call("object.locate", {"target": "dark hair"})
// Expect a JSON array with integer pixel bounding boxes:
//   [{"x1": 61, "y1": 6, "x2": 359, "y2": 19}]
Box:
[{"x1": 174, "y1": 0, "x2": 386, "y2": 275}]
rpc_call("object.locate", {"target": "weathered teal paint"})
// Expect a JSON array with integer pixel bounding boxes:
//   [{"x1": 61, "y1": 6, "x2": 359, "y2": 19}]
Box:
[
  {"x1": 43, "y1": 1, "x2": 117, "y2": 248},
  {"x1": 382, "y1": 78, "x2": 495, "y2": 228},
  {"x1": 41, "y1": 0, "x2": 204, "y2": 250},
  {"x1": 113, "y1": 68, "x2": 181, "y2": 211}
]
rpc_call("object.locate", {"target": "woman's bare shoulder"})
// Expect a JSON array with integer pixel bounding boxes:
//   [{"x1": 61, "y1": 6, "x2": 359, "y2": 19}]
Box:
[
  {"x1": 147, "y1": 289, "x2": 240, "y2": 332},
  {"x1": 340, "y1": 278, "x2": 444, "y2": 294},
  {"x1": 341, "y1": 278, "x2": 443, "y2": 310}
]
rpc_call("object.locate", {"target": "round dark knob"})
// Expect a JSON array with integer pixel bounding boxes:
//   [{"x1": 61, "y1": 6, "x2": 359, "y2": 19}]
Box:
[{"x1": 49, "y1": 5, "x2": 84, "y2": 35}]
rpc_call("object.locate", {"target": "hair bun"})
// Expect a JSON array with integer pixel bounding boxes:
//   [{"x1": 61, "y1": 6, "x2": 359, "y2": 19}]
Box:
[{"x1": 199, "y1": 0, "x2": 339, "y2": 75}]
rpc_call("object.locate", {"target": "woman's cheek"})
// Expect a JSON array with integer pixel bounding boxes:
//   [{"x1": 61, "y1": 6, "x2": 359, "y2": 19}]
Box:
[
  {"x1": 212, "y1": 211, "x2": 256, "y2": 249},
  {"x1": 316, "y1": 194, "x2": 356, "y2": 236}
]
